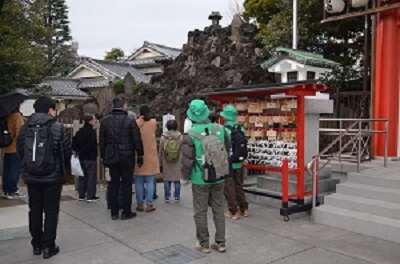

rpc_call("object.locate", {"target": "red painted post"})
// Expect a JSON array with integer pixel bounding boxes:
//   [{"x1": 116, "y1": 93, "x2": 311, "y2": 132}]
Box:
[
  {"x1": 296, "y1": 95, "x2": 305, "y2": 203},
  {"x1": 282, "y1": 159, "x2": 289, "y2": 207},
  {"x1": 373, "y1": 6, "x2": 400, "y2": 157}
]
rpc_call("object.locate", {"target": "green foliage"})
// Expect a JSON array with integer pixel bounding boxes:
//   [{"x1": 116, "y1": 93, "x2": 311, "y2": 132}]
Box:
[
  {"x1": 0, "y1": 0, "x2": 47, "y2": 94},
  {"x1": 243, "y1": 0, "x2": 365, "y2": 90},
  {"x1": 112, "y1": 80, "x2": 125, "y2": 95},
  {"x1": 42, "y1": 0, "x2": 75, "y2": 76},
  {"x1": 105, "y1": 48, "x2": 125, "y2": 61},
  {"x1": 132, "y1": 82, "x2": 143, "y2": 93}
]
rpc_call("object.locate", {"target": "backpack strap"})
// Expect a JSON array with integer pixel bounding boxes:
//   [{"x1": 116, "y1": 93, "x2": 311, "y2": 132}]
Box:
[
  {"x1": 211, "y1": 123, "x2": 219, "y2": 135},
  {"x1": 188, "y1": 130, "x2": 205, "y2": 141}
]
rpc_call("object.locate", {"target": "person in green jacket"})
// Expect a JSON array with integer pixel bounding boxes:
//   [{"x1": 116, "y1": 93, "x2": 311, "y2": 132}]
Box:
[
  {"x1": 220, "y1": 105, "x2": 250, "y2": 219},
  {"x1": 181, "y1": 99, "x2": 229, "y2": 254}
]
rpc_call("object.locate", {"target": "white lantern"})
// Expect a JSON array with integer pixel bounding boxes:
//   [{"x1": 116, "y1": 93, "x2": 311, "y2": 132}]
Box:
[
  {"x1": 325, "y1": 0, "x2": 346, "y2": 14},
  {"x1": 351, "y1": 0, "x2": 369, "y2": 8}
]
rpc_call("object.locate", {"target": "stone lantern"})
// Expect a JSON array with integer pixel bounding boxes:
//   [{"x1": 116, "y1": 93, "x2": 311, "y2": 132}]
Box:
[{"x1": 208, "y1": 11, "x2": 222, "y2": 26}]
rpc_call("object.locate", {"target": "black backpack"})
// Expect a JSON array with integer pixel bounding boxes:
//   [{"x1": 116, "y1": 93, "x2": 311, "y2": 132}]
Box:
[
  {"x1": 226, "y1": 125, "x2": 248, "y2": 163},
  {"x1": 22, "y1": 120, "x2": 56, "y2": 176},
  {"x1": 0, "y1": 117, "x2": 12, "y2": 148}
]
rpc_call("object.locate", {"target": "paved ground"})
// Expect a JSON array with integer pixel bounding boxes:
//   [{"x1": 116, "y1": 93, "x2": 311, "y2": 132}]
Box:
[{"x1": 0, "y1": 183, "x2": 400, "y2": 264}]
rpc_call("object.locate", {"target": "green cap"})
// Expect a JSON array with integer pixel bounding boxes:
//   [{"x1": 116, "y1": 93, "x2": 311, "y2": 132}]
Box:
[
  {"x1": 187, "y1": 99, "x2": 210, "y2": 122},
  {"x1": 220, "y1": 104, "x2": 237, "y2": 121}
]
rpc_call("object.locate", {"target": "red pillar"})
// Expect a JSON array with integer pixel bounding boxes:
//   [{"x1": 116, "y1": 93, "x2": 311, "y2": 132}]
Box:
[{"x1": 374, "y1": 2, "x2": 400, "y2": 157}]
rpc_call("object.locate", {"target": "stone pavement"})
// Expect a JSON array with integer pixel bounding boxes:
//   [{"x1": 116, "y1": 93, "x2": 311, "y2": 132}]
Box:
[{"x1": 0, "y1": 183, "x2": 399, "y2": 264}]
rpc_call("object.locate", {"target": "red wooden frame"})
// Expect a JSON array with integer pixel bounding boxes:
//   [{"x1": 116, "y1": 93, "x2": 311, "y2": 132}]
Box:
[{"x1": 207, "y1": 82, "x2": 327, "y2": 211}]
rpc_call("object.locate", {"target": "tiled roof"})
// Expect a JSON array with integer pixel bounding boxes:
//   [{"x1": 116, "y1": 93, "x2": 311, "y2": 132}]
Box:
[
  {"x1": 77, "y1": 57, "x2": 151, "y2": 83},
  {"x1": 143, "y1": 41, "x2": 182, "y2": 59},
  {"x1": 78, "y1": 78, "x2": 111, "y2": 89},
  {"x1": 127, "y1": 41, "x2": 182, "y2": 62},
  {"x1": 262, "y1": 47, "x2": 340, "y2": 69},
  {"x1": 38, "y1": 78, "x2": 91, "y2": 99},
  {"x1": 126, "y1": 57, "x2": 165, "y2": 66}
]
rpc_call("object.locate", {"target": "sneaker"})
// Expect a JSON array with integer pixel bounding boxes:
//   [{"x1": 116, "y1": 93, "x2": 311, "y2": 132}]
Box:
[
  {"x1": 195, "y1": 241, "x2": 210, "y2": 253},
  {"x1": 211, "y1": 242, "x2": 226, "y2": 253},
  {"x1": 174, "y1": 197, "x2": 180, "y2": 202},
  {"x1": 13, "y1": 191, "x2": 26, "y2": 198},
  {"x1": 225, "y1": 211, "x2": 240, "y2": 220},
  {"x1": 78, "y1": 197, "x2": 85, "y2": 201},
  {"x1": 165, "y1": 197, "x2": 170, "y2": 203},
  {"x1": 2, "y1": 193, "x2": 15, "y2": 200},
  {"x1": 86, "y1": 196, "x2": 100, "y2": 203},
  {"x1": 241, "y1": 209, "x2": 250, "y2": 217}
]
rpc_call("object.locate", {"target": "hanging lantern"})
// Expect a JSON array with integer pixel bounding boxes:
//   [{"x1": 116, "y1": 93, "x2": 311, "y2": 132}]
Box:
[
  {"x1": 351, "y1": 0, "x2": 370, "y2": 7},
  {"x1": 325, "y1": 0, "x2": 346, "y2": 14}
]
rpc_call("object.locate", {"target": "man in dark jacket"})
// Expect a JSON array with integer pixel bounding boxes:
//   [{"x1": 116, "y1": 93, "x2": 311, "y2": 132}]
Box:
[
  {"x1": 17, "y1": 96, "x2": 72, "y2": 259},
  {"x1": 100, "y1": 95, "x2": 144, "y2": 220},
  {"x1": 72, "y1": 114, "x2": 98, "y2": 202}
]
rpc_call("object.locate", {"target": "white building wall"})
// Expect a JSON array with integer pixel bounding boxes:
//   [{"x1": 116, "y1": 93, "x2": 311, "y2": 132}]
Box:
[
  {"x1": 268, "y1": 59, "x2": 332, "y2": 83},
  {"x1": 20, "y1": 99, "x2": 35, "y2": 117},
  {"x1": 20, "y1": 99, "x2": 82, "y2": 117},
  {"x1": 138, "y1": 66, "x2": 163, "y2": 75},
  {"x1": 70, "y1": 67, "x2": 102, "y2": 79},
  {"x1": 134, "y1": 50, "x2": 162, "y2": 60}
]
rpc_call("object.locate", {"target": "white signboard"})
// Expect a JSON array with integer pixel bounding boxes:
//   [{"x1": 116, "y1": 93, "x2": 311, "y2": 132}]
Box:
[{"x1": 162, "y1": 114, "x2": 175, "y2": 132}]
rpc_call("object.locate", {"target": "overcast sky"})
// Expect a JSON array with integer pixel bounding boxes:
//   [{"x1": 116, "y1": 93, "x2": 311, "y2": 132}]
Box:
[{"x1": 67, "y1": 0, "x2": 245, "y2": 59}]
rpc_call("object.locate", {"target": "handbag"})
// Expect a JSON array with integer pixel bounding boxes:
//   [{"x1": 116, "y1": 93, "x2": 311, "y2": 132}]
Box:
[
  {"x1": 103, "y1": 116, "x2": 126, "y2": 167},
  {"x1": 70, "y1": 155, "x2": 84, "y2": 177},
  {"x1": 103, "y1": 144, "x2": 120, "y2": 167}
]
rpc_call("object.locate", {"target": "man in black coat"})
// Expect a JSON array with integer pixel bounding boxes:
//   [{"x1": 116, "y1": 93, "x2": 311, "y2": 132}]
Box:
[
  {"x1": 17, "y1": 96, "x2": 72, "y2": 259},
  {"x1": 100, "y1": 95, "x2": 144, "y2": 220},
  {"x1": 72, "y1": 114, "x2": 98, "y2": 202}
]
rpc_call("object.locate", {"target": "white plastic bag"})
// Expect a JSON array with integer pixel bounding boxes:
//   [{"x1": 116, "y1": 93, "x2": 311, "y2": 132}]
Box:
[
  {"x1": 71, "y1": 155, "x2": 84, "y2": 177},
  {"x1": 105, "y1": 167, "x2": 111, "y2": 182}
]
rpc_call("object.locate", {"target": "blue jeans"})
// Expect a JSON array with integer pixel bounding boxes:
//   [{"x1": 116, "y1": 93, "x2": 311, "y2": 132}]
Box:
[
  {"x1": 135, "y1": 175, "x2": 155, "y2": 205},
  {"x1": 164, "y1": 181, "x2": 181, "y2": 199},
  {"x1": 2, "y1": 153, "x2": 21, "y2": 194}
]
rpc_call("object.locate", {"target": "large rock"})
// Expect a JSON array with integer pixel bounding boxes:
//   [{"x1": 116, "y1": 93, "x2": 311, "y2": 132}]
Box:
[{"x1": 129, "y1": 15, "x2": 274, "y2": 127}]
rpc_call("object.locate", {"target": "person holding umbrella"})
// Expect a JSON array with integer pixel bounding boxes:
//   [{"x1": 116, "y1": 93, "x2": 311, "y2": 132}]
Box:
[{"x1": 0, "y1": 89, "x2": 28, "y2": 199}]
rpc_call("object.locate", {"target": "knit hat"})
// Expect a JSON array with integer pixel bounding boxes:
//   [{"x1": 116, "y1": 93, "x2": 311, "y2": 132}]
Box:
[
  {"x1": 186, "y1": 99, "x2": 210, "y2": 122},
  {"x1": 220, "y1": 104, "x2": 237, "y2": 121}
]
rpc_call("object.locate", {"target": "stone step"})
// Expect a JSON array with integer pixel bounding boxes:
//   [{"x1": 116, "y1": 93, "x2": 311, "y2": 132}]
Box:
[
  {"x1": 324, "y1": 193, "x2": 400, "y2": 220},
  {"x1": 337, "y1": 182, "x2": 400, "y2": 204},
  {"x1": 347, "y1": 172, "x2": 400, "y2": 189},
  {"x1": 313, "y1": 205, "x2": 400, "y2": 244},
  {"x1": 257, "y1": 176, "x2": 339, "y2": 194}
]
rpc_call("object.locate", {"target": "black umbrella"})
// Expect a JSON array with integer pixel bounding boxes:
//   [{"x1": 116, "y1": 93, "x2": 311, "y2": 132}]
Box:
[{"x1": 0, "y1": 88, "x2": 29, "y2": 118}]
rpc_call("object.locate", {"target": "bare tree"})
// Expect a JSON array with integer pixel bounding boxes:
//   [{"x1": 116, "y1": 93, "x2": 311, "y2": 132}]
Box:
[{"x1": 224, "y1": 0, "x2": 244, "y2": 24}]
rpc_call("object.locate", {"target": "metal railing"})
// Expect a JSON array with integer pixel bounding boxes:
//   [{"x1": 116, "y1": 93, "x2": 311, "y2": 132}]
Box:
[{"x1": 309, "y1": 118, "x2": 389, "y2": 211}]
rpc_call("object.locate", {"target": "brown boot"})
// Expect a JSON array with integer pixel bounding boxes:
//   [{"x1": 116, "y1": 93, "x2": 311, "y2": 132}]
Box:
[
  {"x1": 136, "y1": 204, "x2": 144, "y2": 212},
  {"x1": 145, "y1": 204, "x2": 156, "y2": 212}
]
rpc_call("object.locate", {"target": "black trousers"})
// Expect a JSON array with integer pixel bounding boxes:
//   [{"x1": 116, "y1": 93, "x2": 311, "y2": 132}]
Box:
[
  {"x1": 108, "y1": 155, "x2": 134, "y2": 216},
  {"x1": 78, "y1": 160, "x2": 97, "y2": 199},
  {"x1": 27, "y1": 183, "x2": 62, "y2": 249}
]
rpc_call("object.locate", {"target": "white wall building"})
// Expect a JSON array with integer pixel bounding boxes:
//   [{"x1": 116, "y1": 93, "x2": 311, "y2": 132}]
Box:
[
  {"x1": 262, "y1": 47, "x2": 339, "y2": 83},
  {"x1": 126, "y1": 41, "x2": 182, "y2": 76}
]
